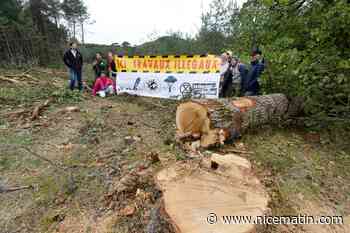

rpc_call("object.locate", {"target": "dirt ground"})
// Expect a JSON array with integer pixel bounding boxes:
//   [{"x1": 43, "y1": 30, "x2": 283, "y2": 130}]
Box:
[{"x1": 0, "y1": 67, "x2": 349, "y2": 233}]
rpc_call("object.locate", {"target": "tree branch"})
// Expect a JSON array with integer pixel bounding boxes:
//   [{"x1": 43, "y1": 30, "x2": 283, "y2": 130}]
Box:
[{"x1": 0, "y1": 185, "x2": 33, "y2": 194}]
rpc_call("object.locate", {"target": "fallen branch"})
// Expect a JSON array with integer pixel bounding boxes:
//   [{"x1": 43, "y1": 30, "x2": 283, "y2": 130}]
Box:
[
  {"x1": 0, "y1": 185, "x2": 33, "y2": 194},
  {"x1": 31, "y1": 99, "x2": 51, "y2": 121},
  {"x1": 4, "y1": 68, "x2": 33, "y2": 78},
  {"x1": 0, "y1": 76, "x2": 21, "y2": 84}
]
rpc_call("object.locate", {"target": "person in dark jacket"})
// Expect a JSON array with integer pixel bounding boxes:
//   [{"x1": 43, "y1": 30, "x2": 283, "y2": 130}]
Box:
[
  {"x1": 219, "y1": 52, "x2": 233, "y2": 98},
  {"x1": 92, "y1": 53, "x2": 106, "y2": 80},
  {"x1": 107, "y1": 52, "x2": 117, "y2": 77},
  {"x1": 107, "y1": 52, "x2": 117, "y2": 94},
  {"x1": 242, "y1": 49, "x2": 265, "y2": 96},
  {"x1": 63, "y1": 42, "x2": 83, "y2": 91}
]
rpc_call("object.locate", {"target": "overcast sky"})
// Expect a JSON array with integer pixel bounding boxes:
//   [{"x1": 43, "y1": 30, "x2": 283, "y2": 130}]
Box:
[{"x1": 84, "y1": 0, "x2": 244, "y2": 45}]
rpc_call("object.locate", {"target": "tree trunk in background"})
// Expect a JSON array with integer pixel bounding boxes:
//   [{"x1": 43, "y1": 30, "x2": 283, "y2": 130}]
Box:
[
  {"x1": 176, "y1": 94, "x2": 291, "y2": 148},
  {"x1": 81, "y1": 22, "x2": 84, "y2": 44},
  {"x1": 73, "y1": 22, "x2": 76, "y2": 39}
]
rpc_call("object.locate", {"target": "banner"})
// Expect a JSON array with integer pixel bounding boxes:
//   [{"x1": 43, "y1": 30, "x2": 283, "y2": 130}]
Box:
[
  {"x1": 115, "y1": 55, "x2": 221, "y2": 73},
  {"x1": 116, "y1": 72, "x2": 220, "y2": 99}
]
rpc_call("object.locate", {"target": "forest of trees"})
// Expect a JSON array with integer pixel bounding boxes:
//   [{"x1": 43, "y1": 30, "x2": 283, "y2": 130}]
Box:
[
  {"x1": 0, "y1": 0, "x2": 349, "y2": 121},
  {"x1": 0, "y1": 0, "x2": 89, "y2": 66},
  {"x1": 101, "y1": 0, "x2": 349, "y2": 122}
]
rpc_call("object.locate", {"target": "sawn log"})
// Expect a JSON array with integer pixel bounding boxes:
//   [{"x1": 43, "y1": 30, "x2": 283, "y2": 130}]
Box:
[{"x1": 176, "y1": 94, "x2": 290, "y2": 148}]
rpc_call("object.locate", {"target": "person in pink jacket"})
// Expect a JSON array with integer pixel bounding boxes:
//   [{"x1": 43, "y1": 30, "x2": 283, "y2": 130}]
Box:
[{"x1": 92, "y1": 71, "x2": 115, "y2": 97}]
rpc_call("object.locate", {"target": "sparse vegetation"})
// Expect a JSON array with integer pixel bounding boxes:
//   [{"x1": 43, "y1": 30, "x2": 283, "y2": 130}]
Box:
[{"x1": 1, "y1": 68, "x2": 349, "y2": 232}]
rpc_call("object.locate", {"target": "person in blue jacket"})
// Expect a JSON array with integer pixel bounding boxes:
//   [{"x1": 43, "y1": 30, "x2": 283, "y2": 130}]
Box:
[{"x1": 242, "y1": 49, "x2": 265, "y2": 96}]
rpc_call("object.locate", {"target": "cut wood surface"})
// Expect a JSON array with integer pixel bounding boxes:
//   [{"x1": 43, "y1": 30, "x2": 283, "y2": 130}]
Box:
[
  {"x1": 156, "y1": 153, "x2": 269, "y2": 233},
  {"x1": 176, "y1": 94, "x2": 290, "y2": 148}
]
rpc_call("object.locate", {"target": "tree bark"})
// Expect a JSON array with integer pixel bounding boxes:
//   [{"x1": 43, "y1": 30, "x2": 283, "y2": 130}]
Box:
[{"x1": 176, "y1": 94, "x2": 290, "y2": 148}]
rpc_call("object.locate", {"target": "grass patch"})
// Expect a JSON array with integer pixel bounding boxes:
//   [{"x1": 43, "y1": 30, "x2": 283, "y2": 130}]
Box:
[
  {"x1": 51, "y1": 88, "x2": 85, "y2": 104},
  {"x1": 0, "y1": 132, "x2": 33, "y2": 145},
  {"x1": 0, "y1": 87, "x2": 54, "y2": 106},
  {"x1": 244, "y1": 126, "x2": 350, "y2": 218}
]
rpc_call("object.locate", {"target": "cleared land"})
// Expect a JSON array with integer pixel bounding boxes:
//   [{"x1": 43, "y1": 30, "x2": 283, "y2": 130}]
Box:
[{"x1": 0, "y1": 67, "x2": 349, "y2": 233}]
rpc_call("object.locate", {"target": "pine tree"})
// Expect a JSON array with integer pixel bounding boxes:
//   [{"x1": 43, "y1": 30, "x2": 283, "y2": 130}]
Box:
[{"x1": 62, "y1": 0, "x2": 88, "y2": 41}]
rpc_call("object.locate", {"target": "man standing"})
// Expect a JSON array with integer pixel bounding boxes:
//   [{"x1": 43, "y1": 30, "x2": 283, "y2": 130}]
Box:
[
  {"x1": 242, "y1": 49, "x2": 265, "y2": 96},
  {"x1": 63, "y1": 42, "x2": 83, "y2": 91}
]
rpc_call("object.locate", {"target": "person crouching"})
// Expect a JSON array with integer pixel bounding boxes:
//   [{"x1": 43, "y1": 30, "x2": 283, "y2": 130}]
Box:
[{"x1": 92, "y1": 71, "x2": 115, "y2": 97}]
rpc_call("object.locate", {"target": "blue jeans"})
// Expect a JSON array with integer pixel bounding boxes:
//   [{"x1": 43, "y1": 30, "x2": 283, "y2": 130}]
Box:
[{"x1": 69, "y1": 68, "x2": 82, "y2": 91}]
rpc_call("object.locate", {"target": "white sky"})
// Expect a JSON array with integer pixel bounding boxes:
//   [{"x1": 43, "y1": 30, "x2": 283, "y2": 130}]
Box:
[{"x1": 84, "y1": 0, "x2": 244, "y2": 45}]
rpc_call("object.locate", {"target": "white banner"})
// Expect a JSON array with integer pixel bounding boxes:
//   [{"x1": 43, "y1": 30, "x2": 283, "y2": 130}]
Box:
[{"x1": 116, "y1": 72, "x2": 220, "y2": 99}]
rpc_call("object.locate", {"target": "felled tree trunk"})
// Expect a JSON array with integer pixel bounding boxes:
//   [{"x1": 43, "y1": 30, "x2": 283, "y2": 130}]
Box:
[
  {"x1": 156, "y1": 153, "x2": 269, "y2": 233},
  {"x1": 176, "y1": 94, "x2": 290, "y2": 148}
]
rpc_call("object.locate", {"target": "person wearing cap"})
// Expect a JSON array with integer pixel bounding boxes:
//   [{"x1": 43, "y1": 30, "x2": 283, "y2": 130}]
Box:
[
  {"x1": 63, "y1": 41, "x2": 84, "y2": 91},
  {"x1": 219, "y1": 52, "x2": 233, "y2": 98},
  {"x1": 242, "y1": 49, "x2": 265, "y2": 96},
  {"x1": 230, "y1": 56, "x2": 248, "y2": 97}
]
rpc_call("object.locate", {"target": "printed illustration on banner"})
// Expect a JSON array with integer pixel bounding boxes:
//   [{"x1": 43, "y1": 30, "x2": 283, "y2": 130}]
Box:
[{"x1": 116, "y1": 72, "x2": 220, "y2": 99}]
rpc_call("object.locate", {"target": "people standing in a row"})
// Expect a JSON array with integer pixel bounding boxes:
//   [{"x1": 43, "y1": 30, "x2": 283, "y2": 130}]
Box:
[
  {"x1": 63, "y1": 42, "x2": 83, "y2": 91},
  {"x1": 219, "y1": 49, "x2": 265, "y2": 97}
]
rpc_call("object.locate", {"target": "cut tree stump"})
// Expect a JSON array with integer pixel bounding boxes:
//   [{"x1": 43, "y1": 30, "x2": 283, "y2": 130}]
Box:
[
  {"x1": 156, "y1": 153, "x2": 269, "y2": 233},
  {"x1": 176, "y1": 94, "x2": 290, "y2": 148}
]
